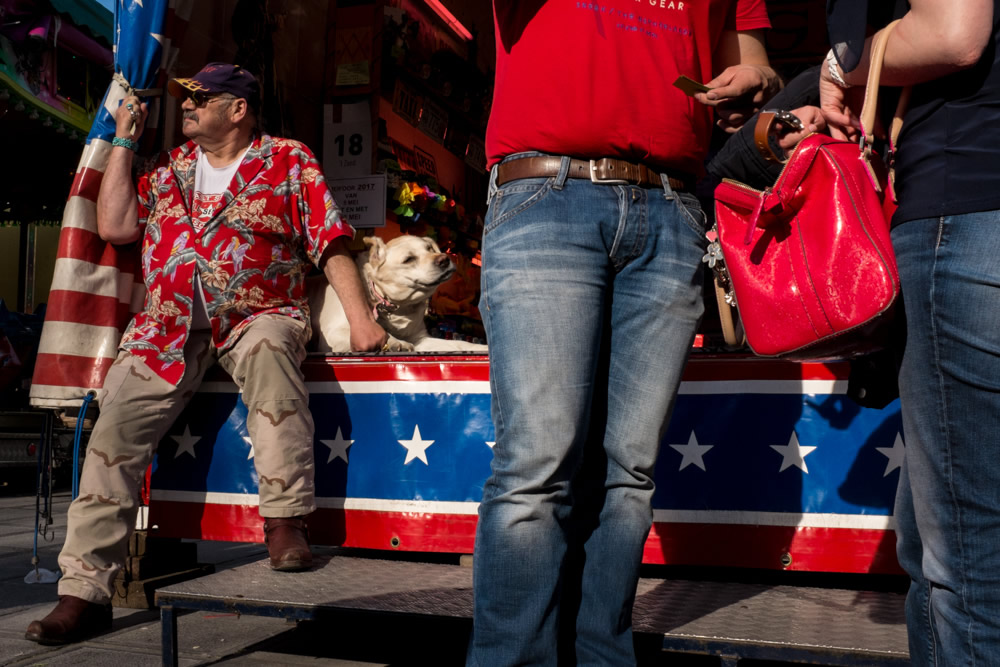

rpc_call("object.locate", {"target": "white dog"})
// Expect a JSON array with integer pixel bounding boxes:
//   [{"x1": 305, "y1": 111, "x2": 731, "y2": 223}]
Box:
[{"x1": 309, "y1": 235, "x2": 489, "y2": 354}]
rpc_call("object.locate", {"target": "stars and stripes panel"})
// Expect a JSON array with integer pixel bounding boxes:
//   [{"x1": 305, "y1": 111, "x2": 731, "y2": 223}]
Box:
[{"x1": 148, "y1": 356, "x2": 905, "y2": 574}]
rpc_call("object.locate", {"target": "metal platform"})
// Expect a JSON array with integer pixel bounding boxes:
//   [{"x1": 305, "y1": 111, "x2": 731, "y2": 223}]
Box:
[{"x1": 155, "y1": 553, "x2": 910, "y2": 666}]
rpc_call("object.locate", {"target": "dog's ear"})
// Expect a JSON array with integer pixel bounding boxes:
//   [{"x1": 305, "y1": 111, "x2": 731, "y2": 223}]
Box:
[{"x1": 363, "y1": 236, "x2": 388, "y2": 268}]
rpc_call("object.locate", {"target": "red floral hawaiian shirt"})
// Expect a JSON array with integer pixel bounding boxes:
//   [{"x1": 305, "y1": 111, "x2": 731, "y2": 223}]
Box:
[{"x1": 119, "y1": 134, "x2": 353, "y2": 385}]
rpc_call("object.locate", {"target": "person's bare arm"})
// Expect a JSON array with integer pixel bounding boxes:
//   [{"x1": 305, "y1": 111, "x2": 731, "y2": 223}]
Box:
[
  {"x1": 696, "y1": 30, "x2": 782, "y2": 132},
  {"x1": 320, "y1": 238, "x2": 388, "y2": 352},
  {"x1": 96, "y1": 95, "x2": 147, "y2": 244},
  {"x1": 821, "y1": 0, "x2": 992, "y2": 139},
  {"x1": 844, "y1": 0, "x2": 993, "y2": 87}
]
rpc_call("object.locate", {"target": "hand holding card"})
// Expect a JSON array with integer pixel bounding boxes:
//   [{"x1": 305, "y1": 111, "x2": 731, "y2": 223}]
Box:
[{"x1": 673, "y1": 75, "x2": 712, "y2": 97}]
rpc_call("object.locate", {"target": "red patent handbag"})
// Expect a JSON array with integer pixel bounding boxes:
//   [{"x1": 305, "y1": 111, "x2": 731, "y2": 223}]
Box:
[{"x1": 710, "y1": 22, "x2": 906, "y2": 360}]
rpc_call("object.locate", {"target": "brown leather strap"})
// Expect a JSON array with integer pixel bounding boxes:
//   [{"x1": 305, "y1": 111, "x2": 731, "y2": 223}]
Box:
[
  {"x1": 495, "y1": 156, "x2": 690, "y2": 191},
  {"x1": 753, "y1": 111, "x2": 785, "y2": 164}
]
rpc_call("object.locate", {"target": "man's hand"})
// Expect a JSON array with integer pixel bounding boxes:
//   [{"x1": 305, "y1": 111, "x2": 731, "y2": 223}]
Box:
[
  {"x1": 697, "y1": 65, "x2": 782, "y2": 133},
  {"x1": 349, "y1": 314, "x2": 390, "y2": 353},
  {"x1": 320, "y1": 238, "x2": 390, "y2": 353},
  {"x1": 776, "y1": 106, "x2": 828, "y2": 154},
  {"x1": 115, "y1": 95, "x2": 149, "y2": 140}
]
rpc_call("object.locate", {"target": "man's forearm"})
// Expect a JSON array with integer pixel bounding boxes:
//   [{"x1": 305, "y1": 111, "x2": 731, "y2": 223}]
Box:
[
  {"x1": 321, "y1": 241, "x2": 375, "y2": 327},
  {"x1": 96, "y1": 146, "x2": 141, "y2": 244}
]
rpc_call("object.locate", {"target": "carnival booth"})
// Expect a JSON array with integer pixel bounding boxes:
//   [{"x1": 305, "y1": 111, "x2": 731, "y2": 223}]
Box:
[{"x1": 28, "y1": 0, "x2": 904, "y2": 586}]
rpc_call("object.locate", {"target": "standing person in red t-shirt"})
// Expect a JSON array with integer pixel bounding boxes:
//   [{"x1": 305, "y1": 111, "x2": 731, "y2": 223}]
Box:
[{"x1": 469, "y1": 2, "x2": 777, "y2": 664}]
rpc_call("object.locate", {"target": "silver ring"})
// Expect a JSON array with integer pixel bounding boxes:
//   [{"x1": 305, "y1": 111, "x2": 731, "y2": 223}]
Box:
[{"x1": 126, "y1": 103, "x2": 133, "y2": 111}]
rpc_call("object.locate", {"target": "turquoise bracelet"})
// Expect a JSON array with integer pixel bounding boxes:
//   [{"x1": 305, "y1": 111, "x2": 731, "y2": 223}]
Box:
[{"x1": 112, "y1": 136, "x2": 138, "y2": 152}]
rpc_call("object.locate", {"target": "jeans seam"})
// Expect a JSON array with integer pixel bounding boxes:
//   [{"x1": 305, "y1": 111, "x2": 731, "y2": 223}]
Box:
[
  {"x1": 609, "y1": 186, "x2": 627, "y2": 266},
  {"x1": 484, "y1": 179, "x2": 554, "y2": 235},
  {"x1": 672, "y1": 192, "x2": 706, "y2": 235},
  {"x1": 929, "y1": 215, "x2": 972, "y2": 664},
  {"x1": 922, "y1": 581, "x2": 936, "y2": 666}
]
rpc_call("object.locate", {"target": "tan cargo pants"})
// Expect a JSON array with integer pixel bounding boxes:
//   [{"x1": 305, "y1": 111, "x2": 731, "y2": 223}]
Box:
[{"x1": 57, "y1": 314, "x2": 316, "y2": 603}]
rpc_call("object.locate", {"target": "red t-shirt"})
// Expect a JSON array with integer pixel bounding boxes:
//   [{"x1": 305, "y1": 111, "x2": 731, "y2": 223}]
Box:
[{"x1": 487, "y1": 0, "x2": 771, "y2": 176}]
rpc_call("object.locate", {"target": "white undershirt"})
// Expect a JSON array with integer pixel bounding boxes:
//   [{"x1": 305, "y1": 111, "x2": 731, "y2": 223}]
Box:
[{"x1": 189, "y1": 146, "x2": 250, "y2": 330}]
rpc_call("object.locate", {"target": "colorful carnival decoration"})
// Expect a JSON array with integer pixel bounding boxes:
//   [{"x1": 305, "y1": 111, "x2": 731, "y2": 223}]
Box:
[{"x1": 392, "y1": 180, "x2": 457, "y2": 222}]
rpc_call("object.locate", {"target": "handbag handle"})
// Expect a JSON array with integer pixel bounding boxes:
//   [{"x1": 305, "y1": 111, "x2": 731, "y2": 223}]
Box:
[{"x1": 859, "y1": 19, "x2": 903, "y2": 152}]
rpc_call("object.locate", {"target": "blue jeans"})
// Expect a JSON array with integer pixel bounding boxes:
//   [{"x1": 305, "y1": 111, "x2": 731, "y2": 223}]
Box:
[
  {"x1": 468, "y1": 155, "x2": 707, "y2": 666},
  {"x1": 892, "y1": 212, "x2": 1000, "y2": 666}
]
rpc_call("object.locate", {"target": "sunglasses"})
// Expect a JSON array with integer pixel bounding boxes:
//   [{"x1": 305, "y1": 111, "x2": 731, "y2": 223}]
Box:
[{"x1": 185, "y1": 91, "x2": 236, "y2": 107}]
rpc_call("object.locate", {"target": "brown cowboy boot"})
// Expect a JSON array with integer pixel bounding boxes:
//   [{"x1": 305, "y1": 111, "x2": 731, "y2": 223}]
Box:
[
  {"x1": 263, "y1": 516, "x2": 313, "y2": 571},
  {"x1": 25, "y1": 595, "x2": 112, "y2": 645}
]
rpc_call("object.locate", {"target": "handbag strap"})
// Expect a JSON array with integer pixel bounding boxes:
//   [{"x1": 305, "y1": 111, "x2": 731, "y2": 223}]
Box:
[{"x1": 860, "y1": 20, "x2": 902, "y2": 151}]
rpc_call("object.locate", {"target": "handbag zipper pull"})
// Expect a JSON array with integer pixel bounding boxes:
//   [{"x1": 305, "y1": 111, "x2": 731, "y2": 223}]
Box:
[
  {"x1": 744, "y1": 188, "x2": 770, "y2": 245},
  {"x1": 744, "y1": 188, "x2": 785, "y2": 246}
]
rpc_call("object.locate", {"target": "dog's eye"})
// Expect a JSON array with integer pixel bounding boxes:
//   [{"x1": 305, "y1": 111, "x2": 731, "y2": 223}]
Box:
[{"x1": 402, "y1": 256, "x2": 416, "y2": 264}]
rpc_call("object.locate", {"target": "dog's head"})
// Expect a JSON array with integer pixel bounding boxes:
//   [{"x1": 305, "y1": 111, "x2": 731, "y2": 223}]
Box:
[{"x1": 361, "y1": 235, "x2": 456, "y2": 307}]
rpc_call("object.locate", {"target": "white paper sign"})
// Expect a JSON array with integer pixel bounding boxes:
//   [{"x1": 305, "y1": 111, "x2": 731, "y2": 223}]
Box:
[
  {"x1": 323, "y1": 101, "x2": 372, "y2": 179},
  {"x1": 329, "y1": 175, "x2": 386, "y2": 229}
]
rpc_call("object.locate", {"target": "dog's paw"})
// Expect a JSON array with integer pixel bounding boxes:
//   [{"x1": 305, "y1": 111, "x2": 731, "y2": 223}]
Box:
[{"x1": 383, "y1": 336, "x2": 415, "y2": 353}]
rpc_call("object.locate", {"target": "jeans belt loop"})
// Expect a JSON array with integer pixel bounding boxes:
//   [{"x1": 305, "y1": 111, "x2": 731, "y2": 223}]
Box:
[
  {"x1": 554, "y1": 156, "x2": 572, "y2": 190},
  {"x1": 487, "y1": 164, "x2": 500, "y2": 205},
  {"x1": 660, "y1": 172, "x2": 676, "y2": 199}
]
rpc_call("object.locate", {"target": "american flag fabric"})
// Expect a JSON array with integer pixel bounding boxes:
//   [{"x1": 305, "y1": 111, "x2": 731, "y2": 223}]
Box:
[{"x1": 29, "y1": 0, "x2": 185, "y2": 408}]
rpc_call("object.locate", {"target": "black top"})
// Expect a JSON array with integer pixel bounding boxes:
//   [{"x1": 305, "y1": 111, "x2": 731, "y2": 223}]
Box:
[{"x1": 893, "y1": 3, "x2": 1000, "y2": 224}]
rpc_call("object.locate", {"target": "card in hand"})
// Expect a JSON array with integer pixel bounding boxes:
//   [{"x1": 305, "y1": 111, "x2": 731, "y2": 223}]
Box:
[{"x1": 673, "y1": 75, "x2": 712, "y2": 96}]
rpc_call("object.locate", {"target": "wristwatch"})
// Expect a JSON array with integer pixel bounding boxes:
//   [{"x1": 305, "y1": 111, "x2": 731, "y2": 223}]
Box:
[{"x1": 753, "y1": 109, "x2": 805, "y2": 164}]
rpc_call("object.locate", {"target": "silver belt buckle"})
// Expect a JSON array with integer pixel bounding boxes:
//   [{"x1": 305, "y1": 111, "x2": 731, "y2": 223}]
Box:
[{"x1": 589, "y1": 159, "x2": 629, "y2": 185}]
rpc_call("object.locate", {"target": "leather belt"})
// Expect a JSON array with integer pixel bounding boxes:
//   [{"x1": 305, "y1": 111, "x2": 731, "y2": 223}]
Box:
[{"x1": 495, "y1": 156, "x2": 690, "y2": 191}]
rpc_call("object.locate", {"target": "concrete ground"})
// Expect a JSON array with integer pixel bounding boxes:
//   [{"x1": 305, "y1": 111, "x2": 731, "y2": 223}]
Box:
[{"x1": 0, "y1": 486, "x2": 704, "y2": 667}]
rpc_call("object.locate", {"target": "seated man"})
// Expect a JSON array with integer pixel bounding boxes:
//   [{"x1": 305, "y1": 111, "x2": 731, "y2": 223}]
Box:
[{"x1": 25, "y1": 63, "x2": 389, "y2": 645}]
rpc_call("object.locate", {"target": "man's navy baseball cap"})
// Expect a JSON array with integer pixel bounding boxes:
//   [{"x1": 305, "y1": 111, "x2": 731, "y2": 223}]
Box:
[{"x1": 167, "y1": 63, "x2": 260, "y2": 106}]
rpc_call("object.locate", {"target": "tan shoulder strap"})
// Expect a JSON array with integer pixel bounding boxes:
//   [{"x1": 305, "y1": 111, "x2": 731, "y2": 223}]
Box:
[{"x1": 860, "y1": 19, "x2": 909, "y2": 149}]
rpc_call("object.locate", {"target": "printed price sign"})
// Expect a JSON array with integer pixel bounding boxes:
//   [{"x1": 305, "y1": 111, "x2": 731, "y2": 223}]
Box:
[
  {"x1": 465, "y1": 136, "x2": 487, "y2": 173},
  {"x1": 418, "y1": 99, "x2": 448, "y2": 144},
  {"x1": 328, "y1": 175, "x2": 387, "y2": 229},
  {"x1": 324, "y1": 102, "x2": 372, "y2": 179},
  {"x1": 414, "y1": 145, "x2": 438, "y2": 178},
  {"x1": 393, "y1": 81, "x2": 421, "y2": 126}
]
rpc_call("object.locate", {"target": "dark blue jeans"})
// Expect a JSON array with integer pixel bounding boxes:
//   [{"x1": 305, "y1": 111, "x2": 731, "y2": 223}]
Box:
[
  {"x1": 468, "y1": 155, "x2": 707, "y2": 665},
  {"x1": 892, "y1": 212, "x2": 1000, "y2": 665}
]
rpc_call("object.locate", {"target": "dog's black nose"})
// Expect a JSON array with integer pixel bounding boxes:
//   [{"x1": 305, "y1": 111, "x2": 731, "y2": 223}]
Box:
[{"x1": 435, "y1": 254, "x2": 451, "y2": 268}]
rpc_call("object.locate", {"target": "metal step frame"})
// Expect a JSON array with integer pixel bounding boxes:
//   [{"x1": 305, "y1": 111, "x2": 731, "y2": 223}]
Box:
[{"x1": 155, "y1": 552, "x2": 909, "y2": 667}]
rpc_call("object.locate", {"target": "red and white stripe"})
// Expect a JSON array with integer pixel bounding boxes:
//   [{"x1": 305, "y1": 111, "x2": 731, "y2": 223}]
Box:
[{"x1": 29, "y1": 140, "x2": 146, "y2": 408}]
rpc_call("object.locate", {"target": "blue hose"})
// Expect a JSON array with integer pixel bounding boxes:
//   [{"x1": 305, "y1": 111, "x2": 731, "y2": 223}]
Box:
[{"x1": 72, "y1": 391, "x2": 97, "y2": 500}]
